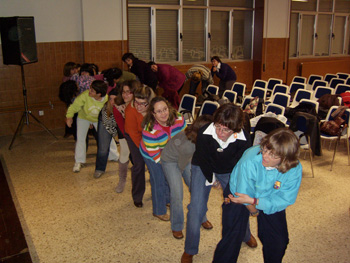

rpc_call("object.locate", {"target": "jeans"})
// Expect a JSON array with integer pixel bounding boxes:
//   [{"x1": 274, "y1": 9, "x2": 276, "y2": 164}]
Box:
[
  {"x1": 184, "y1": 164, "x2": 231, "y2": 255},
  {"x1": 189, "y1": 80, "x2": 210, "y2": 95},
  {"x1": 143, "y1": 157, "x2": 170, "y2": 215},
  {"x1": 95, "y1": 114, "x2": 119, "y2": 172}
]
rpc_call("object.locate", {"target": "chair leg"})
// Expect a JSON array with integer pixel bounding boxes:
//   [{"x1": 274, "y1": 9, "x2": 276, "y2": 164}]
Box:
[
  {"x1": 307, "y1": 136, "x2": 314, "y2": 178},
  {"x1": 347, "y1": 136, "x2": 350, "y2": 166},
  {"x1": 331, "y1": 137, "x2": 340, "y2": 171}
]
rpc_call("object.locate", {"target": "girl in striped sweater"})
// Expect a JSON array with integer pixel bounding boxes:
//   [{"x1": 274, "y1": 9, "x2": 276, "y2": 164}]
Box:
[{"x1": 140, "y1": 97, "x2": 187, "y2": 221}]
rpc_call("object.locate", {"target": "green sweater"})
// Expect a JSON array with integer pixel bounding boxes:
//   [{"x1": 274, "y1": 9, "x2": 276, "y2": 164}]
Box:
[{"x1": 66, "y1": 90, "x2": 108, "y2": 122}]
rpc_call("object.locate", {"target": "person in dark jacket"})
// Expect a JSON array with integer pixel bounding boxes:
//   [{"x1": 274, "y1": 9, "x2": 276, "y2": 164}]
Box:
[
  {"x1": 122, "y1": 53, "x2": 158, "y2": 91},
  {"x1": 211, "y1": 56, "x2": 237, "y2": 97}
]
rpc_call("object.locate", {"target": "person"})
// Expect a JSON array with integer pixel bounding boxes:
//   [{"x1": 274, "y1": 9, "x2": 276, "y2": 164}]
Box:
[
  {"x1": 161, "y1": 115, "x2": 213, "y2": 239},
  {"x1": 124, "y1": 85, "x2": 155, "y2": 208},
  {"x1": 59, "y1": 80, "x2": 79, "y2": 139},
  {"x1": 212, "y1": 128, "x2": 302, "y2": 263},
  {"x1": 211, "y1": 56, "x2": 237, "y2": 97},
  {"x1": 149, "y1": 62, "x2": 186, "y2": 109},
  {"x1": 66, "y1": 80, "x2": 109, "y2": 173},
  {"x1": 185, "y1": 64, "x2": 214, "y2": 96},
  {"x1": 140, "y1": 97, "x2": 187, "y2": 221},
  {"x1": 93, "y1": 84, "x2": 133, "y2": 193},
  {"x1": 96, "y1": 67, "x2": 136, "y2": 94},
  {"x1": 122, "y1": 53, "x2": 158, "y2": 90},
  {"x1": 62, "y1": 62, "x2": 78, "y2": 82},
  {"x1": 181, "y1": 103, "x2": 254, "y2": 263}
]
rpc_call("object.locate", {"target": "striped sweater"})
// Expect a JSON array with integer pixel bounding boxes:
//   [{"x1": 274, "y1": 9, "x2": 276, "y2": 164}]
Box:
[{"x1": 140, "y1": 113, "x2": 187, "y2": 163}]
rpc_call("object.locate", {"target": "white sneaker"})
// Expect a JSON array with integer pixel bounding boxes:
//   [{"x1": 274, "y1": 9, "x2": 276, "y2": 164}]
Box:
[{"x1": 73, "y1": 163, "x2": 81, "y2": 173}]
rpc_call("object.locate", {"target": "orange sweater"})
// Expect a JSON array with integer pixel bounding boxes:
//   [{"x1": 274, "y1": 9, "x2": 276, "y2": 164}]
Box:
[{"x1": 125, "y1": 103, "x2": 144, "y2": 147}]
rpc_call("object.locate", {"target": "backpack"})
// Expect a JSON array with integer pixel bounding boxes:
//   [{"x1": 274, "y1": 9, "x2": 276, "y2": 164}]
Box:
[{"x1": 244, "y1": 97, "x2": 263, "y2": 118}]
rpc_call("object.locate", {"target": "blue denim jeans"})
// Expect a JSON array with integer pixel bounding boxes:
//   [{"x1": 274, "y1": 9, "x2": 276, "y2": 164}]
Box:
[
  {"x1": 95, "y1": 113, "x2": 118, "y2": 172},
  {"x1": 161, "y1": 162, "x2": 208, "y2": 231},
  {"x1": 143, "y1": 157, "x2": 170, "y2": 215},
  {"x1": 184, "y1": 165, "x2": 251, "y2": 255},
  {"x1": 189, "y1": 80, "x2": 210, "y2": 95}
]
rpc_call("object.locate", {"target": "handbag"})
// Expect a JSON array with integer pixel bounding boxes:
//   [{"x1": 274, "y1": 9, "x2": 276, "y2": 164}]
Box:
[{"x1": 320, "y1": 116, "x2": 346, "y2": 136}]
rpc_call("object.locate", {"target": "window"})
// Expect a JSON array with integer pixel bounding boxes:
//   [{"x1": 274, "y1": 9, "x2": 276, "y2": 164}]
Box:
[
  {"x1": 128, "y1": 1, "x2": 254, "y2": 63},
  {"x1": 290, "y1": 0, "x2": 350, "y2": 58}
]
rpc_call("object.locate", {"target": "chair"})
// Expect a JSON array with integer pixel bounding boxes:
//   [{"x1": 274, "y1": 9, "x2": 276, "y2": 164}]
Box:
[
  {"x1": 312, "y1": 86, "x2": 333, "y2": 101},
  {"x1": 336, "y1": 72, "x2": 350, "y2": 80},
  {"x1": 324, "y1": 73, "x2": 338, "y2": 84},
  {"x1": 271, "y1": 84, "x2": 288, "y2": 96},
  {"x1": 290, "y1": 89, "x2": 313, "y2": 108},
  {"x1": 246, "y1": 87, "x2": 267, "y2": 101},
  {"x1": 252, "y1": 79, "x2": 267, "y2": 89},
  {"x1": 231, "y1": 82, "x2": 246, "y2": 105},
  {"x1": 206, "y1": 85, "x2": 219, "y2": 95},
  {"x1": 198, "y1": 100, "x2": 220, "y2": 116},
  {"x1": 289, "y1": 82, "x2": 306, "y2": 95},
  {"x1": 299, "y1": 99, "x2": 319, "y2": 114},
  {"x1": 334, "y1": 84, "x2": 350, "y2": 95},
  {"x1": 294, "y1": 114, "x2": 315, "y2": 178},
  {"x1": 266, "y1": 78, "x2": 283, "y2": 94},
  {"x1": 346, "y1": 77, "x2": 350, "y2": 85},
  {"x1": 320, "y1": 106, "x2": 350, "y2": 171},
  {"x1": 291, "y1": 76, "x2": 307, "y2": 84},
  {"x1": 307, "y1": 74, "x2": 323, "y2": 88},
  {"x1": 264, "y1": 103, "x2": 285, "y2": 115},
  {"x1": 265, "y1": 92, "x2": 290, "y2": 108},
  {"x1": 329, "y1": 78, "x2": 345, "y2": 90},
  {"x1": 222, "y1": 90, "x2": 237, "y2": 104},
  {"x1": 178, "y1": 94, "x2": 196, "y2": 124},
  {"x1": 311, "y1": 80, "x2": 327, "y2": 91}
]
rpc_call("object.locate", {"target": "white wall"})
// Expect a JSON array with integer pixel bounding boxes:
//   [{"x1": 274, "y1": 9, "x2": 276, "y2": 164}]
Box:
[
  {"x1": 1, "y1": 0, "x2": 127, "y2": 43},
  {"x1": 264, "y1": 0, "x2": 290, "y2": 38}
]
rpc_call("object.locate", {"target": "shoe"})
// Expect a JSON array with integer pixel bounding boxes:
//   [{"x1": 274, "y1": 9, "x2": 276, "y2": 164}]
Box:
[
  {"x1": 93, "y1": 170, "x2": 104, "y2": 179},
  {"x1": 73, "y1": 163, "x2": 81, "y2": 173},
  {"x1": 245, "y1": 234, "x2": 258, "y2": 248},
  {"x1": 153, "y1": 213, "x2": 170, "y2": 221},
  {"x1": 63, "y1": 133, "x2": 71, "y2": 138},
  {"x1": 134, "y1": 201, "x2": 143, "y2": 208},
  {"x1": 172, "y1": 230, "x2": 184, "y2": 239},
  {"x1": 201, "y1": 220, "x2": 213, "y2": 230},
  {"x1": 181, "y1": 252, "x2": 193, "y2": 263}
]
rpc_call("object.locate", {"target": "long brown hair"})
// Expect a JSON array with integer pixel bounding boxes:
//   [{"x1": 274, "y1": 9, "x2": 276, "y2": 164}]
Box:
[
  {"x1": 184, "y1": 115, "x2": 213, "y2": 143},
  {"x1": 142, "y1": 97, "x2": 178, "y2": 131}
]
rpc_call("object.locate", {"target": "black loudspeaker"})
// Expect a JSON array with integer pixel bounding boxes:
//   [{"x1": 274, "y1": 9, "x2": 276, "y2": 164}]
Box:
[{"x1": 0, "y1": 16, "x2": 38, "y2": 65}]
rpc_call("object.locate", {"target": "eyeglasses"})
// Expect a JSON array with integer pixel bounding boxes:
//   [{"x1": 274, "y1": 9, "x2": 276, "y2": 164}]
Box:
[
  {"x1": 122, "y1": 90, "x2": 132, "y2": 95},
  {"x1": 214, "y1": 123, "x2": 233, "y2": 134},
  {"x1": 154, "y1": 107, "x2": 169, "y2": 115},
  {"x1": 261, "y1": 148, "x2": 281, "y2": 160},
  {"x1": 134, "y1": 100, "x2": 149, "y2": 107}
]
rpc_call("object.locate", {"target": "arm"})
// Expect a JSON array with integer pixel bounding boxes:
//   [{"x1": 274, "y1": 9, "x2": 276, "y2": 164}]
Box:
[
  {"x1": 140, "y1": 127, "x2": 164, "y2": 163},
  {"x1": 125, "y1": 107, "x2": 143, "y2": 146},
  {"x1": 66, "y1": 92, "x2": 86, "y2": 118}
]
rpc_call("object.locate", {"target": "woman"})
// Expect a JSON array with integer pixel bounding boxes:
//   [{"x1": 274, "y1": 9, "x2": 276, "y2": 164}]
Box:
[
  {"x1": 211, "y1": 56, "x2": 237, "y2": 97},
  {"x1": 161, "y1": 115, "x2": 213, "y2": 239},
  {"x1": 213, "y1": 128, "x2": 302, "y2": 263},
  {"x1": 124, "y1": 85, "x2": 155, "y2": 208},
  {"x1": 181, "y1": 104, "x2": 254, "y2": 263},
  {"x1": 140, "y1": 97, "x2": 187, "y2": 221},
  {"x1": 93, "y1": 81, "x2": 137, "y2": 192}
]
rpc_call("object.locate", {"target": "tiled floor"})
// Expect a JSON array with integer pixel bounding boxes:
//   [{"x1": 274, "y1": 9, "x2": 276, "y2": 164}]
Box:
[{"x1": 0, "y1": 128, "x2": 349, "y2": 263}]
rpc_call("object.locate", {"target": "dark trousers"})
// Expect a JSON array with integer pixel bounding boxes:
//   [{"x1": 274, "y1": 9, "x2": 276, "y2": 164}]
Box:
[
  {"x1": 125, "y1": 134, "x2": 145, "y2": 203},
  {"x1": 213, "y1": 201, "x2": 289, "y2": 263}
]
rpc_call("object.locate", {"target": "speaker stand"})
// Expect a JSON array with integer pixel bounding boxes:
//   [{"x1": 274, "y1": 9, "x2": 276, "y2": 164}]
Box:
[{"x1": 9, "y1": 65, "x2": 58, "y2": 150}]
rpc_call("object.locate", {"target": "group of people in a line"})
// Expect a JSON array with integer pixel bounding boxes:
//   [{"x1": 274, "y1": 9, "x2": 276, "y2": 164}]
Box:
[{"x1": 59, "y1": 54, "x2": 302, "y2": 263}]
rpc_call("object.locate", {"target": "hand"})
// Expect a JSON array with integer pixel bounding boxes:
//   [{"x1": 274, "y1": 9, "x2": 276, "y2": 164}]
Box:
[
  {"x1": 230, "y1": 192, "x2": 254, "y2": 205},
  {"x1": 66, "y1": 118, "x2": 73, "y2": 127},
  {"x1": 212, "y1": 67, "x2": 217, "y2": 72}
]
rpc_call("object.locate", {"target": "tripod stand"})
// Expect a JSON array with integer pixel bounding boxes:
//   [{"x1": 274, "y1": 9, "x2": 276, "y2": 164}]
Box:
[{"x1": 9, "y1": 64, "x2": 58, "y2": 150}]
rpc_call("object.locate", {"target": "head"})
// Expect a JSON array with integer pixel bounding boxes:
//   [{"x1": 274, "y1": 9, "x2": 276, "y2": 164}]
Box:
[
  {"x1": 185, "y1": 115, "x2": 213, "y2": 143},
  {"x1": 191, "y1": 71, "x2": 202, "y2": 82},
  {"x1": 122, "y1": 53, "x2": 136, "y2": 67},
  {"x1": 63, "y1": 62, "x2": 78, "y2": 77},
  {"x1": 59, "y1": 80, "x2": 79, "y2": 106},
  {"x1": 116, "y1": 80, "x2": 141, "y2": 106},
  {"x1": 142, "y1": 97, "x2": 178, "y2": 130},
  {"x1": 211, "y1": 56, "x2": 221, "y2": 67},
  {"x1": 80, "y1": 63, "x2": 95, "y2": 76},
  {"x1": 148, "y1": 61, "x2": 158, "y2": 72},
  {"x1": 102, "y1": 68, "x2": 123, "y2": 87},
  {"x1": 213, "y1": 104, "x2": 244, "y2": 142},
  {"x1": 89, "y1": 80, "x2": 107, "y2": 99},
  {"x1": 133, "y1": 85, "x2": 155, "y2": 115},
  {"x1": 260, "y1": 128, "x2": 300, "y2": 173}
]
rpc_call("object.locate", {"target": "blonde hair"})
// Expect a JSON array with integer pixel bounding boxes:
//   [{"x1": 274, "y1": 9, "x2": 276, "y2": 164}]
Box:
[{"x1": 191, "y1": 71, "x2": 202, "y2": 82}]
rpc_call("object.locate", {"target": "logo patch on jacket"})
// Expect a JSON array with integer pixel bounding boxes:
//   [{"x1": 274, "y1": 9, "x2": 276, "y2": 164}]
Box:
[{"x1": 274, "y1": 181, "x2": 281, "y2": 190}]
